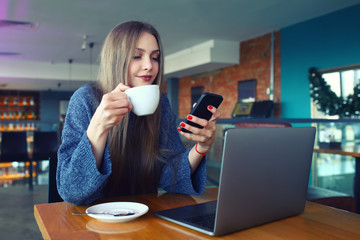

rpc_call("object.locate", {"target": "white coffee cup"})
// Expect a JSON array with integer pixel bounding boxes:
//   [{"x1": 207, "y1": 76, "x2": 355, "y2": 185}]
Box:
[{"x1": 124, "y1": 85, "x2": 160, "y2": 116}]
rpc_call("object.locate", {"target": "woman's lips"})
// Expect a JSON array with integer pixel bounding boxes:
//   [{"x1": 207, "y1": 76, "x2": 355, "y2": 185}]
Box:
[{"x1": 138, "y1": 75, "x2": 153, "y2": 81}]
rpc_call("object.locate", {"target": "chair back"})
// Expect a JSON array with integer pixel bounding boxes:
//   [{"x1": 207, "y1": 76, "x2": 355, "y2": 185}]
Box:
[
  {"x1": 0, "y1": 131, "x2": 29, "y2": 162},
  {"x1": 48, "y1": 156, "x2": 63, "y2": 203},
  {"x1": 32, "y1": 131, "x2": 58, "y2": 161},
  {"x1": 234, "y1": 122, "x2": 292, "y2": 128}
]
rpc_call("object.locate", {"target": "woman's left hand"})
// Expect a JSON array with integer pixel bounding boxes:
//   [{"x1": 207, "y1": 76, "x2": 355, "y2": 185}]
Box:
[{"x1": 178, "y1": 105, "x2": 221, "y2": 154}]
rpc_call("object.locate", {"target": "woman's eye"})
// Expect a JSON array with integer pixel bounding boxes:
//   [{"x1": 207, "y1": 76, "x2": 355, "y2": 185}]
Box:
[
  {"x1": 152, "y1": 57, "x2": 160, "y2": 62},
  {"x1": 133, "y1": 56, "x2": 141, "y2": 59}
]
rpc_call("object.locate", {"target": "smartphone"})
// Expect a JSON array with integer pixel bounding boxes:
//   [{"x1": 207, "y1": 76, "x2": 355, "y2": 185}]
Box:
[{"x1": 181, "y1": 93, "x2": 223, "y2": 133}]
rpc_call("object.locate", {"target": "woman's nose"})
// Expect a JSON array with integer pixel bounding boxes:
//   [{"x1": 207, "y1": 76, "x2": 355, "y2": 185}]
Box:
[{"x1": 142, "y1": 57, "x2": 152, "y2": 71}]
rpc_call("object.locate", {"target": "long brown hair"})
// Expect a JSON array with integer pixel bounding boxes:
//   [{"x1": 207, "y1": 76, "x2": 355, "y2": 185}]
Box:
[{"x1": 96, "y1": 21, "x2": 165, "y2": 196}]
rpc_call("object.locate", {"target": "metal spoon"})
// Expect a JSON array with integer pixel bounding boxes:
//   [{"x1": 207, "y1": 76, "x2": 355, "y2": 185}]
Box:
[{"x1": 72, "y1": 211, "x2": 135, "y2": 217}]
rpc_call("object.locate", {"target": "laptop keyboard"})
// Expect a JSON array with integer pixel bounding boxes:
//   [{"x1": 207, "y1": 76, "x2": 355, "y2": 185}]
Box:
[{"x1": 183, "y1": 213, "x2": 216, "y2": 230}]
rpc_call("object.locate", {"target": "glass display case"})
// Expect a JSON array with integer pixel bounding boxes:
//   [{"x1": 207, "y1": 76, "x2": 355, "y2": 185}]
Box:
[
  {"x1": 0, "y1": 91, "x2": 39, "y2": 131},
  {"x1": 0, "y1": 90, "x2": 40, "y2": 186},
  {"x1": 312, "y1": 121, "x2": 360, "y2": 195}
]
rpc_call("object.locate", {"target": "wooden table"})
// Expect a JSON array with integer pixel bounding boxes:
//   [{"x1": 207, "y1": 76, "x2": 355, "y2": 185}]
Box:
[
  {"x1": 34, "y1": 187, "x2": 360, "y2": 239},
  {"x1": 314, "y1": 144, "x2": 360, "y2": 213}
]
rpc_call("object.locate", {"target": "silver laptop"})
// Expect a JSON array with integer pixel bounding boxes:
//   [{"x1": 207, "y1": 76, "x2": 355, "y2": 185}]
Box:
[{"x1": 154, "y1": 127, "x2": 316, "y2": 236}]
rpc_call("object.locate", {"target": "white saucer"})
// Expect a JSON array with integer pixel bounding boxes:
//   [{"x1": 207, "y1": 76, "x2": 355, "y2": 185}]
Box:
[{"x1": 86, "y1": 202, "x2": 149, "y2": 223}]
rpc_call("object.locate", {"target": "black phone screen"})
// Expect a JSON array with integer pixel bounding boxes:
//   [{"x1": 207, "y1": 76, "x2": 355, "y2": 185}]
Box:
[{"x1": 181, "y1": 93, "x2": 223, "y2": 133}]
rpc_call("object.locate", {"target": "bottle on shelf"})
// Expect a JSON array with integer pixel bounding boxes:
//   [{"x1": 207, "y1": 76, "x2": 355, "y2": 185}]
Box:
[
  {"x1": 26, "y1": 110, "x2": 33, "y2": 120},
  {"x1": 31, "y1": 111, "x2": 36, "y2": 120},
  {"x1": 22, "y1": 98, "x2": 27, "y2": 106},
  {"x1": 30, "y1": 97, "x2": 35, "y2": 106},
  {"x1": 8, "y1": 97, "x2": 14, "y2": 106},
  {"x1": 17, "y1": 111, "x2": 22, "y2": 120}
]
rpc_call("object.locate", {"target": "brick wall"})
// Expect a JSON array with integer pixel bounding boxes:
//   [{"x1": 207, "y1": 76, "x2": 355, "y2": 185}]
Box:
[{"x1": 176, "y1": 31, "x2": 281, "y2": 118}]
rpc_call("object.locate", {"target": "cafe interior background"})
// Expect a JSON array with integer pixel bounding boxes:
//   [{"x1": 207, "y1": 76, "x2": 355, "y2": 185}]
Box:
[{"x1": 1, "y1": 0, "x2": 360, "y2": 238}]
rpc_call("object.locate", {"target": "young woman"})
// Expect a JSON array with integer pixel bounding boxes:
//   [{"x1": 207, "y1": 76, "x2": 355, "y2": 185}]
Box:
[{"x1": 57, "y1": 21, "x2": 221, "y2": 204}]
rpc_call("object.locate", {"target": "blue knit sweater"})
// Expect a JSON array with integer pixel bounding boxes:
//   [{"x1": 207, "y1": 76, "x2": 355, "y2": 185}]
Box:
[{"x1": 57, "y1": 84, "x2": 207, "y2": 204}]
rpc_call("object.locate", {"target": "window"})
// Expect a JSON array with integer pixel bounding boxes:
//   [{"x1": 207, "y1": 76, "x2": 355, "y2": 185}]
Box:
[
  {"x1": 322, "y1": 69, "x2": 360, "y2": 99},
  {"x1": 311, "y1": 65, "x2": 360, "y2": 119},
  {"x1": 238, "y1": 79, "x2": 256, "y2": 102}
]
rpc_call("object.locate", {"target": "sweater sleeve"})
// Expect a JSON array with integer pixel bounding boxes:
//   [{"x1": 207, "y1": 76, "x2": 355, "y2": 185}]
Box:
[
  {"x1": 56, "y1": 85, "x2": 112, "y2": 205},
  {"x1": 158, "y1": 95, "x2": 207, "y2": 195}
]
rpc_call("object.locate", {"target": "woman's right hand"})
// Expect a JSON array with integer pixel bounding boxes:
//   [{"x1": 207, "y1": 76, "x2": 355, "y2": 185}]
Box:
[
  {"x1": 87, "y1": 83, "x2": 132, "y2": 168},
  {"x1": 90, "y1": 83, "x2": 133, "y2": 133}
]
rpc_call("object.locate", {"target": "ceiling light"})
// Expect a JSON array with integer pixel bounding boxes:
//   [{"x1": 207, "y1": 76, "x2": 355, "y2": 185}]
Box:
[
  {"x1": 0, "y1": 52, "x2": 20, "y2": 56},
  {"x1": 0, "y1": 20, "x2": 39, "y2": 30},
  {"x1": 81, "y1": 35, "x2": 87, "y2": 51}
]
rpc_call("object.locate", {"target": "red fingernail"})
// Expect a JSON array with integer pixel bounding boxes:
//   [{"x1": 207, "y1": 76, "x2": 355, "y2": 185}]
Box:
[
  {"x1": 180, "y1": 122, "x2": 185, "y2": 127},
  {"x1": 177, "y1": 127, "x2": 181, "y2": 132},
  {"x1": 187, "y1": 115, "x2": 192, "y2": 120},
  {"x1": 208, "y1": 105, "x2": 213, "y2": 110}
]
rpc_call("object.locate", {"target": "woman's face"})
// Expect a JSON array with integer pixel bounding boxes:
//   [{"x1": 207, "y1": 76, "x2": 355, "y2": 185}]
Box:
[{"x1": 127, "y1": 32, "x2": 160, "y2": 87}]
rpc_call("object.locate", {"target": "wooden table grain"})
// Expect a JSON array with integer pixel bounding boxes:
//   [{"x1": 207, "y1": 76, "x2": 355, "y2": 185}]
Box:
[{"x1": 34, "y1": 187, "x2": 360, "y2": 239}]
